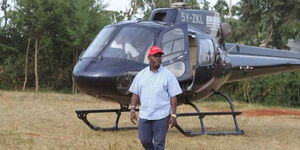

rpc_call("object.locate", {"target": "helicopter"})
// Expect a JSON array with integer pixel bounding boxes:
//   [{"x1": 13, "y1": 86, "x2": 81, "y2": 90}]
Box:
[{"x1": 72, "y1": 2, "x2": 300, "y2": 136}]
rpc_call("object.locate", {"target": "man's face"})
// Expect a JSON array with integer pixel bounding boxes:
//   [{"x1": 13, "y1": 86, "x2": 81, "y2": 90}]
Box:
[{"x1": 148, "y1": 53, "x2": 163, "y2": 68}]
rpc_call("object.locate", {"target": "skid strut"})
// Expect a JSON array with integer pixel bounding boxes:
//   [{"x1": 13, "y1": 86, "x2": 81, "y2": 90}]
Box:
[
  {"x1": 175, "y1": 91, "x2": 244, "y2": 136},
  {"x1": 75, "y1": 104, "x2": 138, "y2": 131}
]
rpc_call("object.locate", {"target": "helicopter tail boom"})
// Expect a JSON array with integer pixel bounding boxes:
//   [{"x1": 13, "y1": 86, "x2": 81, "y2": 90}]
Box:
[{"x1": 225, "y1": 43, "x2": 300, "y2": 83}]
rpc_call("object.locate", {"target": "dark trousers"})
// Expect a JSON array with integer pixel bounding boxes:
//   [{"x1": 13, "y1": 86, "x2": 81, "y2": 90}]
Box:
[{"x1": 138, "y1": 116, "x2": 169, "y2": 150}]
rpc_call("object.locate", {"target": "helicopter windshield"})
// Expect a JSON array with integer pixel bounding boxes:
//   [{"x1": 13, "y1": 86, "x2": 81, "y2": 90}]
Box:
[
  {"x1": 82, "y1": 27, "x2": 116, "y2": 58},
  {"x1": 101, "y1": 27, "x2": 155, "y2": 63}
]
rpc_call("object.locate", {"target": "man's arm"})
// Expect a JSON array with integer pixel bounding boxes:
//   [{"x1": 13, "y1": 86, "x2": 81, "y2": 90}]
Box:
[
  {"x1": 169, "y1": 96, "x2": 177, "y2": 128},
  {"x1": 170, "y1": 96, "x2": 177, "y2": 115},
  {"x1": 130, "y1": 93, "x2": 139, "y2": 124}
]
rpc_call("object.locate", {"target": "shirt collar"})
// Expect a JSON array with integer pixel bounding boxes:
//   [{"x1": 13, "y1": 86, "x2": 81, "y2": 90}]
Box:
[{"x1": 148, "y1": 64, "x2": 163, "y2": 73}]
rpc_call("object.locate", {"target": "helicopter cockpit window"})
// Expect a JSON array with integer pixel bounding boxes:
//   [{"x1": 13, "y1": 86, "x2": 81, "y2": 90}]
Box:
[
  {"x1": 161, "y1": 28, "x2": 184, "y2": 62},
  {"x1": 198, "y1": 39, "x2": 215, "y2": 65},
  {"x1": 82, "y1": 27, "x2": 116, "y2": 58},
  {"x1": 102, "y1": 27, "x2": 154, "y2": 63}
]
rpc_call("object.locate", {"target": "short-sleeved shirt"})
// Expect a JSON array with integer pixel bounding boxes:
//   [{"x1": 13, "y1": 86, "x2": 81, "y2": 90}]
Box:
[{"x1": 129, "y1": 65, "x2": 182, "y2": 120}]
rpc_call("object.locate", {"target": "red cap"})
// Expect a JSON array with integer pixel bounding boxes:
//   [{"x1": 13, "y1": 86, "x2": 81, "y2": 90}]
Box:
[{"x1": 148, "y1": 46, "x2": 164, "y2": 56}]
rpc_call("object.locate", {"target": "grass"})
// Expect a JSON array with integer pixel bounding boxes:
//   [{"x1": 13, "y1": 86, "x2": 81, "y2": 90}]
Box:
[{"x1": 0, "y1": 90, "x2": 300, "y2": 150}]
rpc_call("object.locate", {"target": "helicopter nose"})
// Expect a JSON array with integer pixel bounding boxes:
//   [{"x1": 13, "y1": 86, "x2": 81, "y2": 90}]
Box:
[{"x1": 72, "y1": 57, "x2": 145, "y2": 97}]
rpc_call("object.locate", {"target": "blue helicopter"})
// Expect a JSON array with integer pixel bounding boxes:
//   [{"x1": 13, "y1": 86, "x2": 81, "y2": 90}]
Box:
[{"x1": 72, "y1": 3, "x2": 300, "y2": 136}]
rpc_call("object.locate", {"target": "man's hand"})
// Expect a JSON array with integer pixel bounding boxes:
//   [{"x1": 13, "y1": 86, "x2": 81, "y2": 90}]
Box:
[
  {"x1": 169, "y1": 116, "x2": 177, "y2": 128},
  {"x1": 130, "y1": 94, "x2": 139, "y2": 124},
  {"x1": 130, "y1": 110, "x2": 137, "y2": 124}
]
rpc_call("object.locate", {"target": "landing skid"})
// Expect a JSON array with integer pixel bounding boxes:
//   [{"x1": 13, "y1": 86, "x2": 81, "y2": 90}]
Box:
[
  {"x1": 75, "y1": 91, "x2": 244, "y2": 136},
  {"x1": 75, "y1": 104, "x2": 138, "y2": 131},
  {"x1": 175, "y1": 90, "x2": 244, "y2": 136}
]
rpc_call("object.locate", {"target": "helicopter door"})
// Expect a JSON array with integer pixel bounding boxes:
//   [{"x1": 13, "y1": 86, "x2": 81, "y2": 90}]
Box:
[
  {"x1": 191, "y1": 35, "x2": 216, "y2": 92},
  {"x1": 158, "y1": 24, "x2": 191, "y2": 82}
]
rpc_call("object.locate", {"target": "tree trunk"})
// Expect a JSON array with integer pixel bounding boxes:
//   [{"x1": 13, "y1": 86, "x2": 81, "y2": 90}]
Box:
[
  {"x1": 72, "y1": 49, "x2": 78, "y2": 94},
  {"x1": 263, "y1": 28, "x2": 273, "y2": 48},
  {"x1": 1, "y1": 0, "x2": 8, "y2": 28},
  {"x1": 228, "y1": 0, "x2": 232, "y2": 17},
  {"x1": 34, "y1": 36, "x2": 39, "y2": 92},
  {"x1": 23, "y1": 36, "x2": 31, "y2": 91}
]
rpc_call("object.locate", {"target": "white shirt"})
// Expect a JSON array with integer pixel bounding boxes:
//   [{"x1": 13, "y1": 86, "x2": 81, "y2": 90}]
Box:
[{"x1": 129, "y1": 65, "x2": 182, "y2": 120}]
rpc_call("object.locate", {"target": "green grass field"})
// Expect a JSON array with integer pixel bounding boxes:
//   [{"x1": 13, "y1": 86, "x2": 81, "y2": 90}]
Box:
[{"x1": 0, "y1": 90, "x2": 300, "y2": 150}]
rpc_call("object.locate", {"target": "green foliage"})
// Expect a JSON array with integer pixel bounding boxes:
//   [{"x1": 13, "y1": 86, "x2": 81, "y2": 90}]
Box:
[
  {"x1": 214, "y1": 0, "x2": 229, "y2": 21},
  {"x1": 0, "y1": 0, "x2": 112, "y2": 91},
  {"x1": 233, "y1": 0, "x2": 300, "y2": 48},
  {"x1": 188, "y1": 0, "x2": 200, "y2": 9},
  {"x1": 221, "y1": 71, "x2": 300, "y2": 107},
  {"x1": 66, "y1": 0, "x2": 110, "y2": 50},
  {"x1": 0, "y1": 20, "x2": 27, "y2": 89},
  {"x1": 199, "y1": 0, "x2": 210, "y2": 10}
]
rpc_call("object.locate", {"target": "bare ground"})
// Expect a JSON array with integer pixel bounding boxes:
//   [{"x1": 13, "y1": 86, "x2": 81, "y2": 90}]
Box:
[{"x1": 0, "y1": 90, "x2": 300, "y2": 150}]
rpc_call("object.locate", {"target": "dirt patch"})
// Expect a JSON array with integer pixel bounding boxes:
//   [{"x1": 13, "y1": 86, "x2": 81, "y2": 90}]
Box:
[{"x1": 242, "y1": 108, "x2": 300, "y2": 116}]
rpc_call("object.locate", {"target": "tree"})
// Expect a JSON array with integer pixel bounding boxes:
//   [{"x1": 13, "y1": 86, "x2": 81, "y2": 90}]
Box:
[
  {"x1": 214, "y1": 0, "x2": 229, "y2": 21},
  {"x1": 122, "y1": 0, "x2": 144, "y2": 20},
  {"x1": 188, "y1": 0, "x2": 200, "y2": 9},
  {"x1": 10, "y1": 0, "x2": 51, "y2": 91},
  {"x1": 0, "y1": 0, "x2": 113, "y2": 92},
  {"x1": 1, "y1": 0, "x2": 9, "y2": 28},
  {"x1": 66, "y1": 0, "x2": 111, "y2": 93},
  {"x1": 198, "y1": 0, "x2": 210, "y2": 10},
  {"x1": 236, "y1": 0, "x2": 300, "y2": 48}
]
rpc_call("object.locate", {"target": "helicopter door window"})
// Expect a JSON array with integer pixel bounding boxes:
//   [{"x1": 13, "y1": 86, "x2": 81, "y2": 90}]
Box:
[
  {"x1": 198, "y1": 39, "x2": 215, "y2": 65},
  {"x1": 161, "y1": 28, "x2": 184, "y2": 62},
  {"x1": 160, "y1": 28, "x2": 185, "y2": 77},
  {"x1": 165, "y1": 61, "x2": 185, "y2": 77},
  {"x1": 173, "y1": 39, "x2": 184, "y2": 52},
  {"x1": 162, "y1": 42, "x2": 173, "y2": 55}
]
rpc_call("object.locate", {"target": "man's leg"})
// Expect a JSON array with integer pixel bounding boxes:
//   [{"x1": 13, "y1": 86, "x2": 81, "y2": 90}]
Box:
[
  {"x1": 138, "y1": 118, "x2": 154, "y2": 150},
  {"x1": 152, "y1": 116, "x2": 169, "y2": 150}
]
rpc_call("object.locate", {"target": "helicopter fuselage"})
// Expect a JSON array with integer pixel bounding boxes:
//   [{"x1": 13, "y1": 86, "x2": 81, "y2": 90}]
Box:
[
  {"x1": 72, "y1": 19, "x2": 231, "y2": 105},
  {"x1": 73, "y1": 8, "x2": 300, "y2": 105}
]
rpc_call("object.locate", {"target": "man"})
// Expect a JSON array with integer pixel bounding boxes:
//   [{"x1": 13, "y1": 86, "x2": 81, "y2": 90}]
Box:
[{"x1": 129, "y1": 46, "x2": 182, "y2": 150}]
